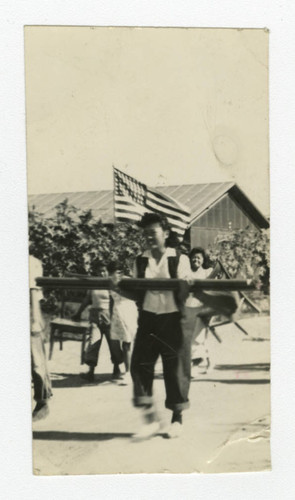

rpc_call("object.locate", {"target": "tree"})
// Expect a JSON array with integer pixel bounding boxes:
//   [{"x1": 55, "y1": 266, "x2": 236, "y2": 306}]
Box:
[
  {"x1": 207, "y1": 228, "x2": 270, "y2": 289},
  {"x1": 29, "y1": 199, "x2": 145, "y2": 313}
]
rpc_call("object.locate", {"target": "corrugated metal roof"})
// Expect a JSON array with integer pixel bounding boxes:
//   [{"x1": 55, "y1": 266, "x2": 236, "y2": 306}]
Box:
[
  {"x1": 162, "y1": 182, "x2": 235, "y2": 221},
  {"x1": 28, "y1": 182, "x2": 269, "y2": 229}
]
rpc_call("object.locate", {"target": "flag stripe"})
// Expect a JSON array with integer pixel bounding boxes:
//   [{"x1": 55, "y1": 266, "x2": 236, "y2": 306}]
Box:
[
  {"x1": 147, "y1": 190, "x2": 190, "y2": 217},
  {"x1": 146, "y1": 198, "x2": 190, "y2": 224},
  {"x1": 116, "y1": 212, "x2": 142, "y2": 221},
  {"x1": 143, "y1": 206, "x2": 187, "y2": 233},
  {"x1": 116, "y1": 216, "x2": 140, "y2": 223},
  {"x1": 115, "y1": 206, "x2": 144, "y2": 217},
  {"x1": 114, "y1": 194, "x2": 146, "y2": 221},
  {"x1": 115, "y1": 204, "x2": 145, "y2": 215},
  {"x1": 114, "y1": 196, "x2": 145, "y2": 208},
  {"x1": 113, "y1": 167, "x2": 190, "y2": 236},
  {"x1": 145, "y1": 210, "x2": 188, "y2": 231}
]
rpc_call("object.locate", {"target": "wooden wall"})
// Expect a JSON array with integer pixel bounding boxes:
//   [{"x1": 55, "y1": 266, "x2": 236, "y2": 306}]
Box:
[{"x1": 189, "y1": 194, "x2": 258, "y2": 249}]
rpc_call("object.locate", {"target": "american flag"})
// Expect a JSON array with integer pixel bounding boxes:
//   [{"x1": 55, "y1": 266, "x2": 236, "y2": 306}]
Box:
[{"x1": 113, "y1": 167, "x2": 190, "y2": 236}]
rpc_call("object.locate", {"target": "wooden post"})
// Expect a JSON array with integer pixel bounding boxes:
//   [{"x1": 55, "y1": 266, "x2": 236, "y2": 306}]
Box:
[{"x1": 36, "y1": 276, "x2": 258, "y2": 292}]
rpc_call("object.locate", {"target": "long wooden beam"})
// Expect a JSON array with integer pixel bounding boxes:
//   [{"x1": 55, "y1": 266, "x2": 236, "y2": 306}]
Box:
[{"x1": 36, "y1": 276, "x2": 256, "y2": 292}]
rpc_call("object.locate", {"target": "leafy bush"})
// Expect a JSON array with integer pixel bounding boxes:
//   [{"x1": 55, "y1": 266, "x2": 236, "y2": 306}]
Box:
[
  {"x1": 29, "y1": 199, "x2": 145, "y2": 313},
  {"x1": 207, "y1": 228, "x2": 270, "y2": 289},
  {"x1": 29, "y1": 200, "x2": 270, "y2": 314}
]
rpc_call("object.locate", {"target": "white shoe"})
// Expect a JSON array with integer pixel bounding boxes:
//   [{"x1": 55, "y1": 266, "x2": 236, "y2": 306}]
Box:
[
  {"x1": 166, "y1": 422, "x2": 183, "y2": 439},
  {"x1": 132, "y1": 421, "x2": 161, "y2": 441}
]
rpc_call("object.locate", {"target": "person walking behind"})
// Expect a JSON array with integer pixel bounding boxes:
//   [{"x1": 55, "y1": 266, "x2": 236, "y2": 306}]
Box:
[
  {"x1": 29, "y1": 251, "x2": 52, "y2": 421},
  {"x1": 72, "y1": 262, "x2": 123, "y2": 382},
  {"x1": 129, "y1": 213, "x2": 192, "y2": 440},
  {"x1": 108, "y1": 261, "x2": 138, "y2": 383},
  {"x1": 185, "y1": 247, "x2": 213, "y2": 373}
]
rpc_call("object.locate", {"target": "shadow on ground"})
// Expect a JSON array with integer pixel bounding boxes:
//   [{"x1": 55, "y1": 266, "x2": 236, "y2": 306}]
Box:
[
  {"x1": 50, "y1": 372, "x2": 118, "y2": 388},
  {"x1": 33, "y1": 431, "x2": 133, "y2": 441},
  {"x1": 155, "y1": 363, "x2": 270, "y2": 383},
  {"x1": 242, "y1": 337, "x2": 269, "y2": 342},
  {"x1": 214, "y1": 363, "x2": 270, "y2": 371},
  {"x1": 191, "y1": 378, "x2": 270, "y2": 384}
]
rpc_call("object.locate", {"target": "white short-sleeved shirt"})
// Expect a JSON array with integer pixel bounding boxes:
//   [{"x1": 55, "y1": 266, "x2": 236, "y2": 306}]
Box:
[
  {"x1": 133, "y1": 247, "x2": 191, "y2": 315},
  {"x1": 185, "y1": 266, "x2": 213, "y2": 308}
]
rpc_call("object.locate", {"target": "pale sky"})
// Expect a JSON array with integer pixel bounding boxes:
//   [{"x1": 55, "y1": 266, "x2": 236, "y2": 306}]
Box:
[{"x1": 25, "y1": 27, "x2": 269, "y2": 214}]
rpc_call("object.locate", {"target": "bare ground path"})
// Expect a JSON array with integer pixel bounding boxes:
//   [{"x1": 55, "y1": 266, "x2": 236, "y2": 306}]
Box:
[{"x1": 32, "y1": 316, "x2": 270, "y2": 475}]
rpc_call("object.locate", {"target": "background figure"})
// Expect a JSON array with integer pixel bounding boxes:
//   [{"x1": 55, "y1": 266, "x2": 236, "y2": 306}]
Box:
[
  {"x1": 185, "y1": 252, "x2": 240, "y2": 374},
  {"x1": 72, "y1": 262, "x2": 123, "y2": 382},
  {"x1": 108, "y1": 261, "x2": 138, "y2": 382},
  {"x1": 185, "y1": 247, "x2": 212, "y2": 371},
  {"x1": 29, "y1": 253, "x2": 52, "y2": 421},
  {"x1": 185, "y1": 247, "x2": 213, "y2": 373}
]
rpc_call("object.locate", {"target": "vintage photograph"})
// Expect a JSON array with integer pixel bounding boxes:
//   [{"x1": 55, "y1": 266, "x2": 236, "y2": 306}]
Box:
[{"x1": 25, "y1": 26, "x2": 270, "y2": 475}]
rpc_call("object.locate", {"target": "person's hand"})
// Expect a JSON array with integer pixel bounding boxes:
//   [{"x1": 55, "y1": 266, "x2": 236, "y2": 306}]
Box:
[{"x1": 98, "y1": 311, "x2": 111, "y2": 326}]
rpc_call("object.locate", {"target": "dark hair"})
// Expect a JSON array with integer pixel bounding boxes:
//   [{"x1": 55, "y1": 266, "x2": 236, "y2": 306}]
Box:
[
  {"x1": 139, "y1": 212, "x2": 171, "y2": 231},
  {"x1": 189, "y1": 247, "x2": 209, "y2": 268},
  {"x1": 107, "y1": 260, "x2": 124, "y2": 274},
  {"x1": 139, "y1": 213, "x2": 185, "y2": 249},
  {"x1": 178, "y1": 242, "x2": 190, "y2": 255},
  {"x1": 165, "y1": 230, "x2": 181, "y2": 249},
  {"x1": 92, "y1": 260, "x2": 107, "y2": 272}
]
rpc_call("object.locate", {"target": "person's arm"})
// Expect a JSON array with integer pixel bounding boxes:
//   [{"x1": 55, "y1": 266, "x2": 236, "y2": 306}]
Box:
[
  {"x1": 177, "y1": 254, "x2": 192, "y2": 304},
  {"x1": 30, "y1": 287, "x2": 45, "y2": 333},
  {"x1": 72, "y1": 291, "x2": 92, "y2": 321},
  {"x1": 207, "y1": 261, "x2": 223, "y2": 279},
  {"x1": 29, "y1": 256, "x2": 45, "y2": 331},
  {"x1": 205, "y1": 267, "x2": 213, "y2": 278},
  {"x1": 132, "y1": 259, "x2": 138, "y2": 278},
  {"x1": 177, "y1": 254, "x2": 192, "y2": 280}
]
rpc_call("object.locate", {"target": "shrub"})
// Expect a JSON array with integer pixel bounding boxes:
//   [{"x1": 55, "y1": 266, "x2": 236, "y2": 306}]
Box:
[
  {"x1": 29, "y1": 199, "x2": 145, "y2": 313},
  {"x1": 207, "y1": 228, "x2": 270, "y2": 289}
]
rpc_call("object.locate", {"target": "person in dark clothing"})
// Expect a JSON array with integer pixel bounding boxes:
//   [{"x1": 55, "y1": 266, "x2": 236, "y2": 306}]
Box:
[{"x1": 130, "y1": 213, "x2": 192, "y2": 440}]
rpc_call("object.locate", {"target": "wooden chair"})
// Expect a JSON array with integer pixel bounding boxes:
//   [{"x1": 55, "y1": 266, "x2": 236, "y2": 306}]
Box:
[
  {"x1": 200, "y1": 259, "x2": 261, "y2": 343},
  {"x1": 199, "y1": 297, "x2": 249, "y2": 345},
  {"x1": 49, "y1": 290, "x2": 90, "y2": 364}
]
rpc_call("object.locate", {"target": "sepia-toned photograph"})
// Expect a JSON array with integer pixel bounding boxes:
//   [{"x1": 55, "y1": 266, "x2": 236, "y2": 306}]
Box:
[{"x1": 25, "y1": 26, "x2": 270, "y2": 475}]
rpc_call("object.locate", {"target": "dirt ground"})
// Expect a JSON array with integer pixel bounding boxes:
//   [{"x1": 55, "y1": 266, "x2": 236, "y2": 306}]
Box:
[{"x1": 32, "y1": 315, "x2": 270, "y2": 475}]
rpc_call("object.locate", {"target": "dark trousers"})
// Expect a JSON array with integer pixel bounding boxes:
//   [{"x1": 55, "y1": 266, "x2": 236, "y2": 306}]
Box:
[
  {"x1": 31, "y1": 331, "x2": 52, "y2": 402},
  {"x1": 84, "y1": 320, "x2": 123, "y2": 368},
  {"x1": 131, "y1": 311, "x2": 193, "y2": 411}
]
